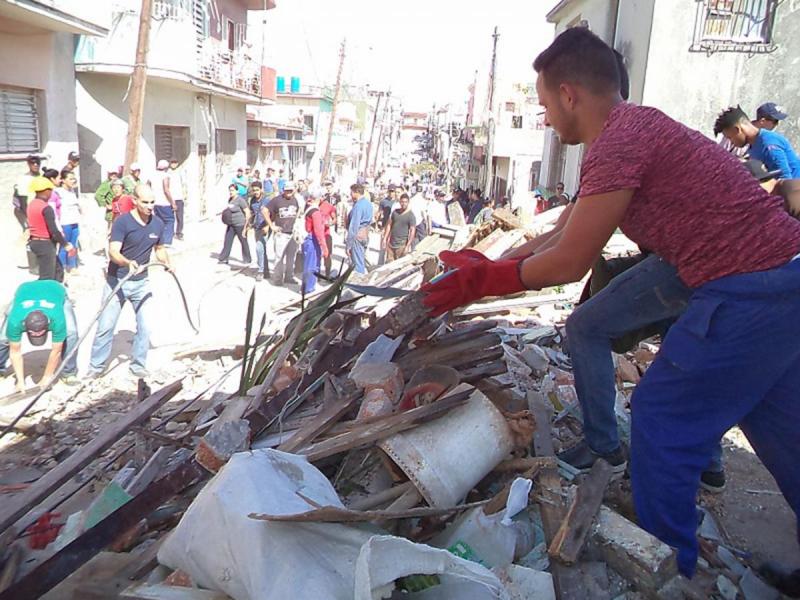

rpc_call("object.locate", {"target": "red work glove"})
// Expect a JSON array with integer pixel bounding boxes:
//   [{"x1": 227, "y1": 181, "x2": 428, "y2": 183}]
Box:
[
  {"x1": 437, "y1": 248, "x2": 488, "y2": 269},
  {"x1": 421, "y1": 255, "x2": 528, "y2": 317}
]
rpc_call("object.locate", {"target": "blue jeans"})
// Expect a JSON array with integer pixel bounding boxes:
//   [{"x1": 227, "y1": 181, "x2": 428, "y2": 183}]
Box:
[
  {"x1": 632, "y1": 256, "x2": 800, "y2": 577},
  {"x1": 0, "y1": 300, "x2": 78, "y2": 376},
  {"x1": 58, "y1": 223, "x2": 79, "y2": 270},
  {"x1": 348, "y1": 239, "x2": 367, "y2": 273},
  {"x1": 154, "y1": 205, "x2": 175, "y2": 245},
  {"x1": 254, "y1": 229, "x2": 270, "y2": 276},
  {"x1": 89, "y1": 277, "x2": 153, "y2": 373},
  {"x1": 565, "y1": 255, "x2": 724, "y2": 474},
  {"x1": 302, "y1": 235, "x2": 321, "y2": 293}
]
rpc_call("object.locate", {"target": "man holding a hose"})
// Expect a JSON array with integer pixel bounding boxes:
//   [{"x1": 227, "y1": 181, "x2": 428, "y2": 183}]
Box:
[{"x1": 88, "y1": 185, "x2": 172, "y2": 379}]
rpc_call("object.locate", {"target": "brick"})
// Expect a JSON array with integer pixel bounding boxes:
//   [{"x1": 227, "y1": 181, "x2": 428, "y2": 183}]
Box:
[
  {"x1": 196, "y1": 419, "x2": 250, "y2": 473},
  {"x1": 356, "y1": 389, "x2": 393, "y2": 420}
]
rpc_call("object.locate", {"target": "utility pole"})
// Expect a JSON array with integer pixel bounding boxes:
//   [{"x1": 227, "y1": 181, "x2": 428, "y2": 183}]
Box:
[
  {"x1": 364, "y1": 89, "x2": 386, "y2": 177},
  {"x1": 321, "y1": 38, "x2": 346, "y2": 182},
  {"x1": 484, "y1": 26, "x2": 499, "y2": 199},
  {"x1": 125, "y1": 0, "x2": 153, "y2": 174},
  {"x1": 371, "y1": 91, "x2": 391, "y2": 176}
]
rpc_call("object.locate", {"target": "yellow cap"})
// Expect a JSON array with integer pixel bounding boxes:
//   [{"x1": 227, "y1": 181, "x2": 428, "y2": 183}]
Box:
[{"x1": 29, "y1": 176, "x2": 55, "y2": 194}]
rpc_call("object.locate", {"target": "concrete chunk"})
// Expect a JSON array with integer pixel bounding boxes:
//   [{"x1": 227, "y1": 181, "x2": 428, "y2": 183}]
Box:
[
  {"x1": 591, "y1": 506, "x2": 677, "y2": 593},
  {"x1": 349, "y1": 362, "x2": 404, "y2": 404},
  {"x1": 196, "y1": 419, "x2": 251, "y2": 473}
]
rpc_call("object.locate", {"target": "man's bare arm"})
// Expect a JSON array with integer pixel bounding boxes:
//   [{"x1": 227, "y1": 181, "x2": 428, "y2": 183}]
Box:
[
  {"x1": 40, "y1": 342, "x2": 64, "y2": 386},
  {"x1": 502, "y1": 203, "x2": 574, "y2": 260},
  {"x1": 154, "y1": 245, "x2": 172, "y2": 271},
  {"x1": 9, "y1": 342, "x2": 25, "y2": 393}
]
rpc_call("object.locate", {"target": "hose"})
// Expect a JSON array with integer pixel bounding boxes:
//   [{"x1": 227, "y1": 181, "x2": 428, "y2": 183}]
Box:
[{"x1": 0, "y1": 262, "x2": 197, "y2": 440}]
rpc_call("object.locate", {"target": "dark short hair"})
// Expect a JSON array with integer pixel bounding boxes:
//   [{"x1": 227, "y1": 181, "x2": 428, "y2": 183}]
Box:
[
  {"x1": 43, "y1": 168, "x2": 59, "y2": 180},
  {"x1": 228, "y1": 183, "x2": 238, "y2": 190},
  {"x1": 399, "y1": 193, "x2": 410, "y2": 201},
  {"x1": 60, "y1": 168, "x2": 73, "y2": 180},
  {"x1": 350, "y1": 183, "x2": 364, "y2": 194},
  {"x1": 251, "y1": 181, "x2": 262, "y2": 189},
  {"x1": 713, "y1": 105, "x2": 749, "y2": 136},
  {"x1": 533, "y1": 27, "x2": 621, "y2": 95},
  {"x1": 556, "y1": 182, "x2": 565, "y2": 188}
]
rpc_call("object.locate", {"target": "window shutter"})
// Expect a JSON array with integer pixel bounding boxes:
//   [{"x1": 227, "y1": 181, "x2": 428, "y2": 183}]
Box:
[{"x1": 0, "y1": 87, "x2": 39, "y2": 154}]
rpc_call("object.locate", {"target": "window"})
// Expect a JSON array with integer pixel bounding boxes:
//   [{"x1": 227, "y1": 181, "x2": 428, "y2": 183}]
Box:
[
  {"x1": 511, "y1": 115, "x2": 523, "y2": 129},
  {"x1": 304, "y1": 114, "x2": 314, "y2": 132},
  {"x1": 154, "y1": 125, "x2": 190, "y2": 164},
  {"x1": 691, "y1": 0, "x2": 779, "y2": 54},
  {"x1": 0, "y1": 86, "x2": 40, "y2": 154},
  {"x1": 215, "y1": 128, "x2": 236, "y2": 156},
  {"x1": 505, "y1": 102, "x2": 516, "y2": 112},
  {"x1": 226, "y1": 19, "x2": 235, "y2": 52}
]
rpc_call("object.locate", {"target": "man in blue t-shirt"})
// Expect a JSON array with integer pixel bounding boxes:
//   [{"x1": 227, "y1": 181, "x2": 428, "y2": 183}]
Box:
[
  {"x1": 88, "y1": 185, "x2": 172, "y2": 379},
  {"x1": 715, "y1": 106, "x2": 800, "y2": 179}
]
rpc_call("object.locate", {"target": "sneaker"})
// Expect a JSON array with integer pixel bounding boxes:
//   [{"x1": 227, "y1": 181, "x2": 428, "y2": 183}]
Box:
[
  {"x1": 255, "y1": 273, "x2": 263, "y2": 282},
  {"x1": 557, "y1": 439, "x2": 627, "y2": 475},
  {"x1": 217, "y1": 259, "x2": 228, "y2": 265},
  {"x1": 284, "y1": 276, "x2": 299, "y2": 285},
  {"x1": 699, "y1": 469, "x2": 726, "y2": 494},
  {"x1": 60, "y1": 374, "x2": 80, "y2": 386},
  {"x1": 129, "y1": 367, "x2": 150, "y2": 379}
]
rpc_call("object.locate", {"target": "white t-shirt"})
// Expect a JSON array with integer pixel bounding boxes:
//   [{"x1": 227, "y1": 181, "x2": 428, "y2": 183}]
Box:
[
  {"x1": 409, "y1": 194, "x2": 428, "y2": 226},
  {"x1": 59, "y1": 188, "x2": 81, "y2": 225},
  {"x1": 168, "y1": 168, "x2": 184, "y2": 200},
  {"x1": 428, "y1": 199, "x2": 447, "y2": 226},
  {"x1": 152, "y1": 170, "x2": 170, "y2": 207}
]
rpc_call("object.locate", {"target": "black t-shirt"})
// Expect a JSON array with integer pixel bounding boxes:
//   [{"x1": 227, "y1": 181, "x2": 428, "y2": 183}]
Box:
[
  {"x1": 388, "y1": 209, "x2": 416, "y2": 248},
  {"x1": 108, "y1": 212, "x2": 165, "y2": 280},
  {"x1": 268, "y1": 195, "x2": 299, "y2": 233},
  {"x1": 379, "y1": 196, "x2": 395, "y2": 228}
]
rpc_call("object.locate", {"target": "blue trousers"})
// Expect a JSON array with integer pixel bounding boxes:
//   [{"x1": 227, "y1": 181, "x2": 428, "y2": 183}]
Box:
[
  {"x1": 631, "y1": 256, "x2": 800, "y2": 577},
  {"x1": 348, "y1": 239, "x2": 367, "y2": 274},
  {"x1": 302, "y1": 235, "x2": 321, "y2": 293},
  {"x1": 89, "y1": 277, "x2": 153, "y2": 373},
  {"x1": 58, "y1": 223, "x2": 79, "y2": 270},
  {"x1": 154, "y1": 205, "x2": 175, "y2": 245}
]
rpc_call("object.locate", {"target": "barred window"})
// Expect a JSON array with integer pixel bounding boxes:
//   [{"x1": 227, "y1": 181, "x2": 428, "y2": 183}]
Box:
[
  {"x1": 0, "y1": 86, "x2": 39, "y2": 154},
  {"x1": 691, "y1": 0, "x2": 779, "y2": 54}
]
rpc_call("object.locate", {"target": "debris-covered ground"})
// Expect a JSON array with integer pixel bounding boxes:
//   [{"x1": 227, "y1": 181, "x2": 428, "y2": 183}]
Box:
[{"x1": 0, "y1": 209, "x2": 797, "y2": 599}]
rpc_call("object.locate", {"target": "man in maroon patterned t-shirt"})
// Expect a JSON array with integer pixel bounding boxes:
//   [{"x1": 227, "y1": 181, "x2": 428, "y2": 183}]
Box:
[{"x1": 421, "y1": 27, "x2": 800, "y2": 583}]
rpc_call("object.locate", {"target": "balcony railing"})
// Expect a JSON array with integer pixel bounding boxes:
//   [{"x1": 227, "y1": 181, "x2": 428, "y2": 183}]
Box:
[
  {"x1": 198, "y1": 37, "x2": 261, "y2": 96},
  {"x1": 152, "y1": 0, "x2": 190, "y2": 20}
]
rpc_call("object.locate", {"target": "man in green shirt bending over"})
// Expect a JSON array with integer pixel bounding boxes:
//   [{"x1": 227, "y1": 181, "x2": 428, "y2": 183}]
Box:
[{"x1": 0, "y1": 281, "x2": 79, "y2": 393}]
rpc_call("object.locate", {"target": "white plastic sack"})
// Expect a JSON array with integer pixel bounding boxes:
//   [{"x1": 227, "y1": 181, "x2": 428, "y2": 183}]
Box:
[
  {"x1": 354, "y1": 535, "x2": 510, "y2": 600},
  {"x1": 158, "y1": 449, "x2": 375, "y2": 600}
]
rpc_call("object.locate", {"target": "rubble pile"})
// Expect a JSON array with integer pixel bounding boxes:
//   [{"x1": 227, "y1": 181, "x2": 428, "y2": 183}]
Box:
[{"x1": 0, "y1": 211, "x2": 785, "y2": 600}]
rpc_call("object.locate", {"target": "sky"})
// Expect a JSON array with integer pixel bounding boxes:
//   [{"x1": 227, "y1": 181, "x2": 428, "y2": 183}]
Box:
[{"x1": 253, "y1": 0, "x2": 555, "y2": 111}]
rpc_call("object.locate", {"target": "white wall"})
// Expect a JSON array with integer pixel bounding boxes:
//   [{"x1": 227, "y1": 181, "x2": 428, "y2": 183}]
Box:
[
  {"x1": 76, "y1": 74, "x2": 248, "y2": 221},
  {"x1": 639, "y1": 0, "x2": 800, "y2": 144}
]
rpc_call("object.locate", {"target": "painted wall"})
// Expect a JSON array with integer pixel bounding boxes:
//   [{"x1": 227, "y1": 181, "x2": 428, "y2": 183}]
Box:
[
  {"x1": 75, "y1": 3, "x2": 197, "y2": 77},
  {"x1": 76, "y1": 74, "x2": 248, "y2": 220},
  {"x1": 639, "y1": 0, "x2": 800, "y2": 143},
  {"x1": 209, "y1": 0, "x2": 248, "y2": 41},
  {"x1": 613, "y1": 0, "x2": 655, "y2": 105},
  {"x1": 33, "y1": 0, "x2": 111, "y2": 31}
]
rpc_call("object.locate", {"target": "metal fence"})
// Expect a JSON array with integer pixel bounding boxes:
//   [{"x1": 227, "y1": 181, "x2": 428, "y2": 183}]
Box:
[{"x1": 690, "y1": 0, "x2": 779, "y2": 54}]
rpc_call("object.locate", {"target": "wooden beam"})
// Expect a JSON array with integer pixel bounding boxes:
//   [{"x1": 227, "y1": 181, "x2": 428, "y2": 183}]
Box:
[
  {"x1": 549, "y1": 459, "x2": 613, "y2": 565},
  {"x1": 0, "y1": 380, "x2": 183, "y2": 536},
  {"x1": 248, "y1": 499, "x2": 489, "y2": 523},
  {"x1": 301, "y1": 390, "x2": 471, "y2": 461},
  {"x1": 528, "y1": 392, "x2": 584, "y2": 600}
]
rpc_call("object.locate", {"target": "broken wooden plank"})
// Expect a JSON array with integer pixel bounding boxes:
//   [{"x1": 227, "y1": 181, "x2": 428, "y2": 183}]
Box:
[
  {"x1": 454, "y1": 292, "x2": 571, "y2": 317},
  {"x1": 301, "y1": 390, "x2": 471, "y2": 462},
  {"x1": 347, "y1": 482, "x2": 414, "y2": 511},
  {"x1": 126, "y1": 447, "x2": 174, "y2": 497},
  {"x1": 249, "y1": 498, "x2": 488, "y2": 523},
  {"x1": 549, "y1": 459, "x2": 613, "y2": 565},
  {"x1": 529, "y1": 391, "x2": 584, "y2": 600},
  {"x1": 278, "y1": 381, "x2": 360, "y2": 453},
  {"x1": 0, "y1": 380, "x2": 183, "y2": 537},
  {"x1": 121, "y1": 582, "x2": 229, "y2": 599},
  {"x1": 0, "y1": 457, "x2": 205, "y2": 600}
]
